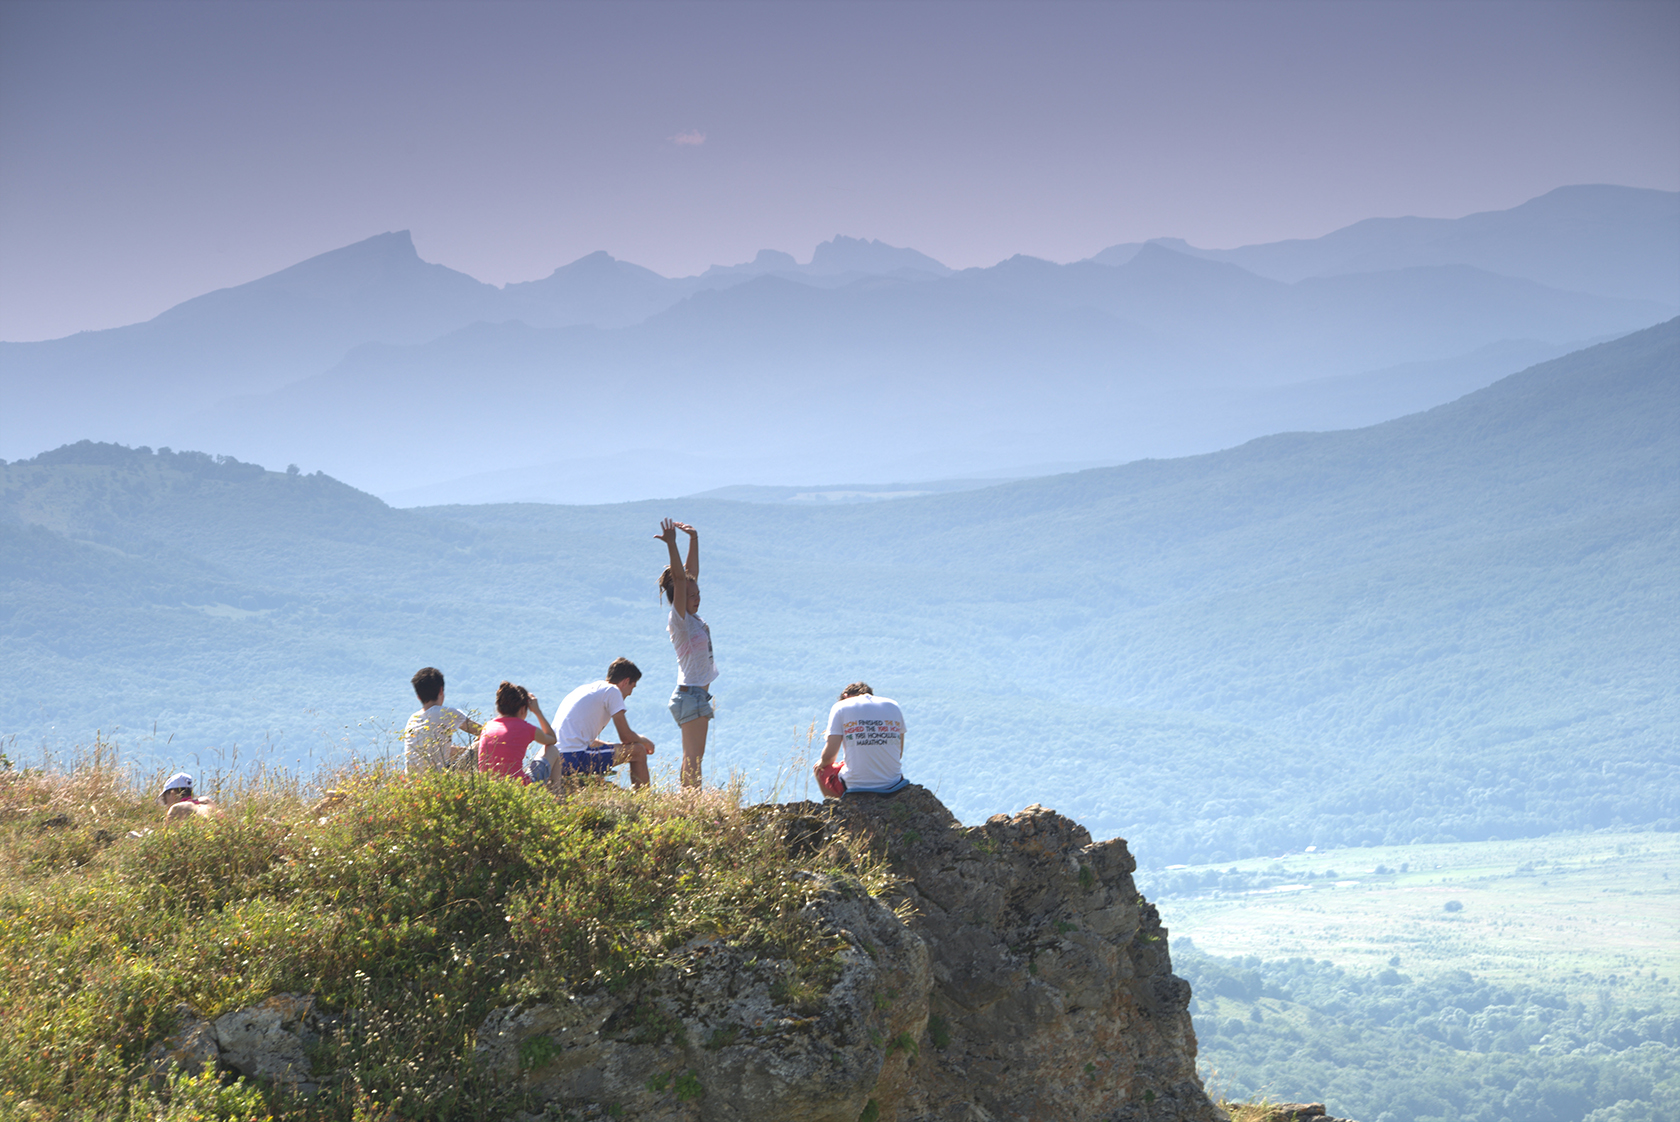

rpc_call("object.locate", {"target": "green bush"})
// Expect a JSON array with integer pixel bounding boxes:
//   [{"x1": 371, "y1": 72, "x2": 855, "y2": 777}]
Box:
[{"x1": 121, "y1": 810, "x2": 290, "y2": 911}]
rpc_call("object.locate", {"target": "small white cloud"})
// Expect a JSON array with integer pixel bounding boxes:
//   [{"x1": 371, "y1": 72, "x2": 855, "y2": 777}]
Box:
[{"x1": 669, "y1": 130, "x2": 707, "y2": 147}]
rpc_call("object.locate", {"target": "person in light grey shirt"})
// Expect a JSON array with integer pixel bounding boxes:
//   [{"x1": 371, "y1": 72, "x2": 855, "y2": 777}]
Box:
[{"x1": 403, "y1": 666, "x2": 483, "y2": 773}]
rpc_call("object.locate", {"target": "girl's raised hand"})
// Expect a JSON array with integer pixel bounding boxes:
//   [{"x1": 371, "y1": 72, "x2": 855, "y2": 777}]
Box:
[
  {"x1": 673, "y1": 521, "x2": 697, "y2": 537},
  {"x1": 657, "y1": 518, "x2": 678, "y2": 543}
]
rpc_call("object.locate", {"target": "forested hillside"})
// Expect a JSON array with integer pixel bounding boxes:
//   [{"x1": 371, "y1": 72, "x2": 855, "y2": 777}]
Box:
[
  {"x1": 1145, "y1": 830, "x2": 1680, "y2": 1122},
  {"x1": 1, "y1": 322, "x2": 1674, "y2": 865},
  {"x1": 1176, "y1": 943, "x2": 1680, "y2": 1122}
]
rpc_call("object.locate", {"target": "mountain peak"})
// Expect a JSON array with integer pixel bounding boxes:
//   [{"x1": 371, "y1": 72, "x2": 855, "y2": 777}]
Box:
[
  {"x1": 136, "y1": 228, "x2": 497, "y2": 353},
  {"x1": 807, "y1": 236, "x2": 951, "y2": 277},
  {"x1": 696, "y1": 240, "x2": 950, "y2": 281},
  {"x1": 546, "y1": 250, "x2": 621, "y2": 276},
  {"x1": 241, "y1": 230, "x2": 444, "y2": 299},
  {"x1": 516, "y1": 250, "x2": 674, "y2": 293},
  {"x1": 697, "y1": 248, "x2": 800, "y2": 280},
  {"x1": 1088, "y1": 238, "x2": 1208, "y2": 268},
  {"x1": 291, "y1": 230, "x2": 419, "y2": 268}
]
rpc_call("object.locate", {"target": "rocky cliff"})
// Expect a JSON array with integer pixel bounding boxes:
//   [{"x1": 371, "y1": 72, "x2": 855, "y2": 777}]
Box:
[{"x1": 476, "y1": 786, "x2": 1221, "y2": 1122}]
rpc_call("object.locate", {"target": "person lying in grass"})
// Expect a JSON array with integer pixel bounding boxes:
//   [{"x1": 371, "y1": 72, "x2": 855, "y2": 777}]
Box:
[
  {"x1": 534, "y1": 657, "x2": 656, "y2": 792},
  {"x1": 157, "y1": 771, "x2": 225, "y2": 824}
]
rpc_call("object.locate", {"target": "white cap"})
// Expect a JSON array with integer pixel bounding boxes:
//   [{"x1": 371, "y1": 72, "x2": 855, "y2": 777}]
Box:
[{"x1": 158, "y1": 771, "x2": 193, "y2": 804}]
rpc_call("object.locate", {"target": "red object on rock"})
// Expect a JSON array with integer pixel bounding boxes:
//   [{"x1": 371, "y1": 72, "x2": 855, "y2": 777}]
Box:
[{"x1": 816, "y1": 763, "x2": 847, "y2": 799}]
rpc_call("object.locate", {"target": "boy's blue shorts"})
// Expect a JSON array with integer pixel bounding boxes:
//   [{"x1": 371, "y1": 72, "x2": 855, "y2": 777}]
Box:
[{"x1": 560, "y1": 746, "x2": 619, "y2": 776}]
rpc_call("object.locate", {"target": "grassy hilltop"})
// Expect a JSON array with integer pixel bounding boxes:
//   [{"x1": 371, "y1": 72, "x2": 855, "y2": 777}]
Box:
[
  {"x1": 6, "y1": 756, "x2": 1674, "y2": 1122},
  {"x1": 0, "y1": 755, "x2": 895, "y2": 1121}
]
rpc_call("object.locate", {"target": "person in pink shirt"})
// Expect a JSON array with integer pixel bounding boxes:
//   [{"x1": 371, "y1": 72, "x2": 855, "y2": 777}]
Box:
[{"x1": 478, "y1": 681, "x2": 556, "y2": 780}]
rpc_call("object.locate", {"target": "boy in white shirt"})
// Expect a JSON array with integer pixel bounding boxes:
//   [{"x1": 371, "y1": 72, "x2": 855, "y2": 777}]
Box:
[
  {"x1": 403, "y1": 666, "x2": 483, "y2": 774},
  {"x1": 816, "y1": 682, "x2": 909, "y2": 797},
  {"x1": 538, "y1": 658, "x2": 656, "y2": 791}
]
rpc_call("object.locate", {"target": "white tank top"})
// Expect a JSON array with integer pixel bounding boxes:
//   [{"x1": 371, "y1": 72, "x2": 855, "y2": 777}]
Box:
[{"x1": 667, "y1": 608, "x2": 718, "y2": 686}]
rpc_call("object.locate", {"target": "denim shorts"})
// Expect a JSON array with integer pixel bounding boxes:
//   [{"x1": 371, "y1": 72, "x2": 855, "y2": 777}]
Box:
[{"x1": 669, "y1": 683, "x2": 715, "y2": 725}]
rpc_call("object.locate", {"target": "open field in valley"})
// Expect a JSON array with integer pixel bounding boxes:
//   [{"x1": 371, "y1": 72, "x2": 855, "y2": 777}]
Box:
[{"x1": 1150, "y1": 831, "x2": 1680, "y2": 994}]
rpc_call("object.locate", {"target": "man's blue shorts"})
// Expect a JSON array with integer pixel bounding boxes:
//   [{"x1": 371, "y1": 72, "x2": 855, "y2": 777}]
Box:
[
  {"x1": 560, "y1": 746, "x2": 619, "y2": 776},
  {"x1": 669, "y1": 684, "x2": 715, "y2": 725}
]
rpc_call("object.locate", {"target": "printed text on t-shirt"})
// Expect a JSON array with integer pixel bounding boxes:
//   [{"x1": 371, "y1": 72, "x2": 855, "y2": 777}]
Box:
[{"x1": 842, "y1": 718, "x2": 905, "y2": 747}]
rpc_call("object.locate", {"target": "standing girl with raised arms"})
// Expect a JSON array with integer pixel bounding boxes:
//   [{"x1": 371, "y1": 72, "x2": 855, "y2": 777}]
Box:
[{"x1": 657, "y1": 518, "x2": 716, "y2": 788}]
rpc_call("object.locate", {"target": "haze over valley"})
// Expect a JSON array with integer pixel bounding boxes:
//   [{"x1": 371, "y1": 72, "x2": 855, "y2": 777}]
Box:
[
  {"x1": 6, "y1": 321, "x2": 1674, "y2": 870},
  {"x1": 3, "y1": 180, "x2": 1674, "y2": 868}
]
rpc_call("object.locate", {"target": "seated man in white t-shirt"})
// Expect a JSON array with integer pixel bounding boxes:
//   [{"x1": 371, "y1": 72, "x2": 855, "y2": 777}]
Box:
[
  {"x1": 538, "y1": 657, "x2": 656, "y2": 791},
  {"x1": 403, "y1": 666, "x2": 483, "y2": 774},
  {"x1": 816, "y1": 682, "x2": 909, "y2": 797}
]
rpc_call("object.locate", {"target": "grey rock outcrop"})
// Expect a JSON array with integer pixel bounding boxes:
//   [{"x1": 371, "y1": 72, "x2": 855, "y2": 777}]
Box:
[
  {"x1": 145, "y1": 1003, "x2": 221, "y2": 1077},
  {"x1": 477, "y1": 873, "x2": 928, "y2": 1121},
  {"x1": 480, "y1": 787, "x2": 1223, "y2": 1122},
  {"x1": 146, "y1": 992, "x2": 324, "y2": 1095},
  {"x1": 837, "y1": 788, "x2": 1219, "y2": 1122},
  {"x1": 1249, "y1": 1106, "x2": 1355, "y2": 1122},
  {"x1": 214, "y1": 993, "x2": 319, "y2": 1091}
]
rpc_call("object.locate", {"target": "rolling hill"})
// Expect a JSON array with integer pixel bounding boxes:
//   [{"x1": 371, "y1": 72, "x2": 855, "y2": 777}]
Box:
[{"x1": 2, "y1": 320, "x2": 1673, "y2": 866}]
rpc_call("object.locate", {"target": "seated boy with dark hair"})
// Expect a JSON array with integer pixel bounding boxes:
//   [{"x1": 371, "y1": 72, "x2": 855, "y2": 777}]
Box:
[
  {"x1": 403, "y1": 666, "x2": 483, "y2": 774},
  {"x1": 540, "y1": 658, "x2": 656, "y2": 790}
]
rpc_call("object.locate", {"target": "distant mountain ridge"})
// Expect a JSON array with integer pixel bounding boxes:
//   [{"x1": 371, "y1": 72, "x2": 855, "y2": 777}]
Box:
[
  {"x1": 0, "y1": 231, "x2": 506, "y2": 432},
  {"x1": 495, "y1": 235, "x2": 955, "y2": 330},
  {"x1": 1091, "y1": 185, "x2": 1680, "y2": 305},
  {"x1": 169, "y1": 244, "x2": 1665, "y2": 495},
  {"x1": 702, "y1": 235, "x2": 952, "y2": 281},
  {"x1": 2, "y1": 185, "x2": 1674, "y2": 502}
]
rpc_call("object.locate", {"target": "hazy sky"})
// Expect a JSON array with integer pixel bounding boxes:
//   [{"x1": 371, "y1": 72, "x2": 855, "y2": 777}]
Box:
[{"x1": 2, "y1": 0, "x2": 1676, "y2": 342}]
